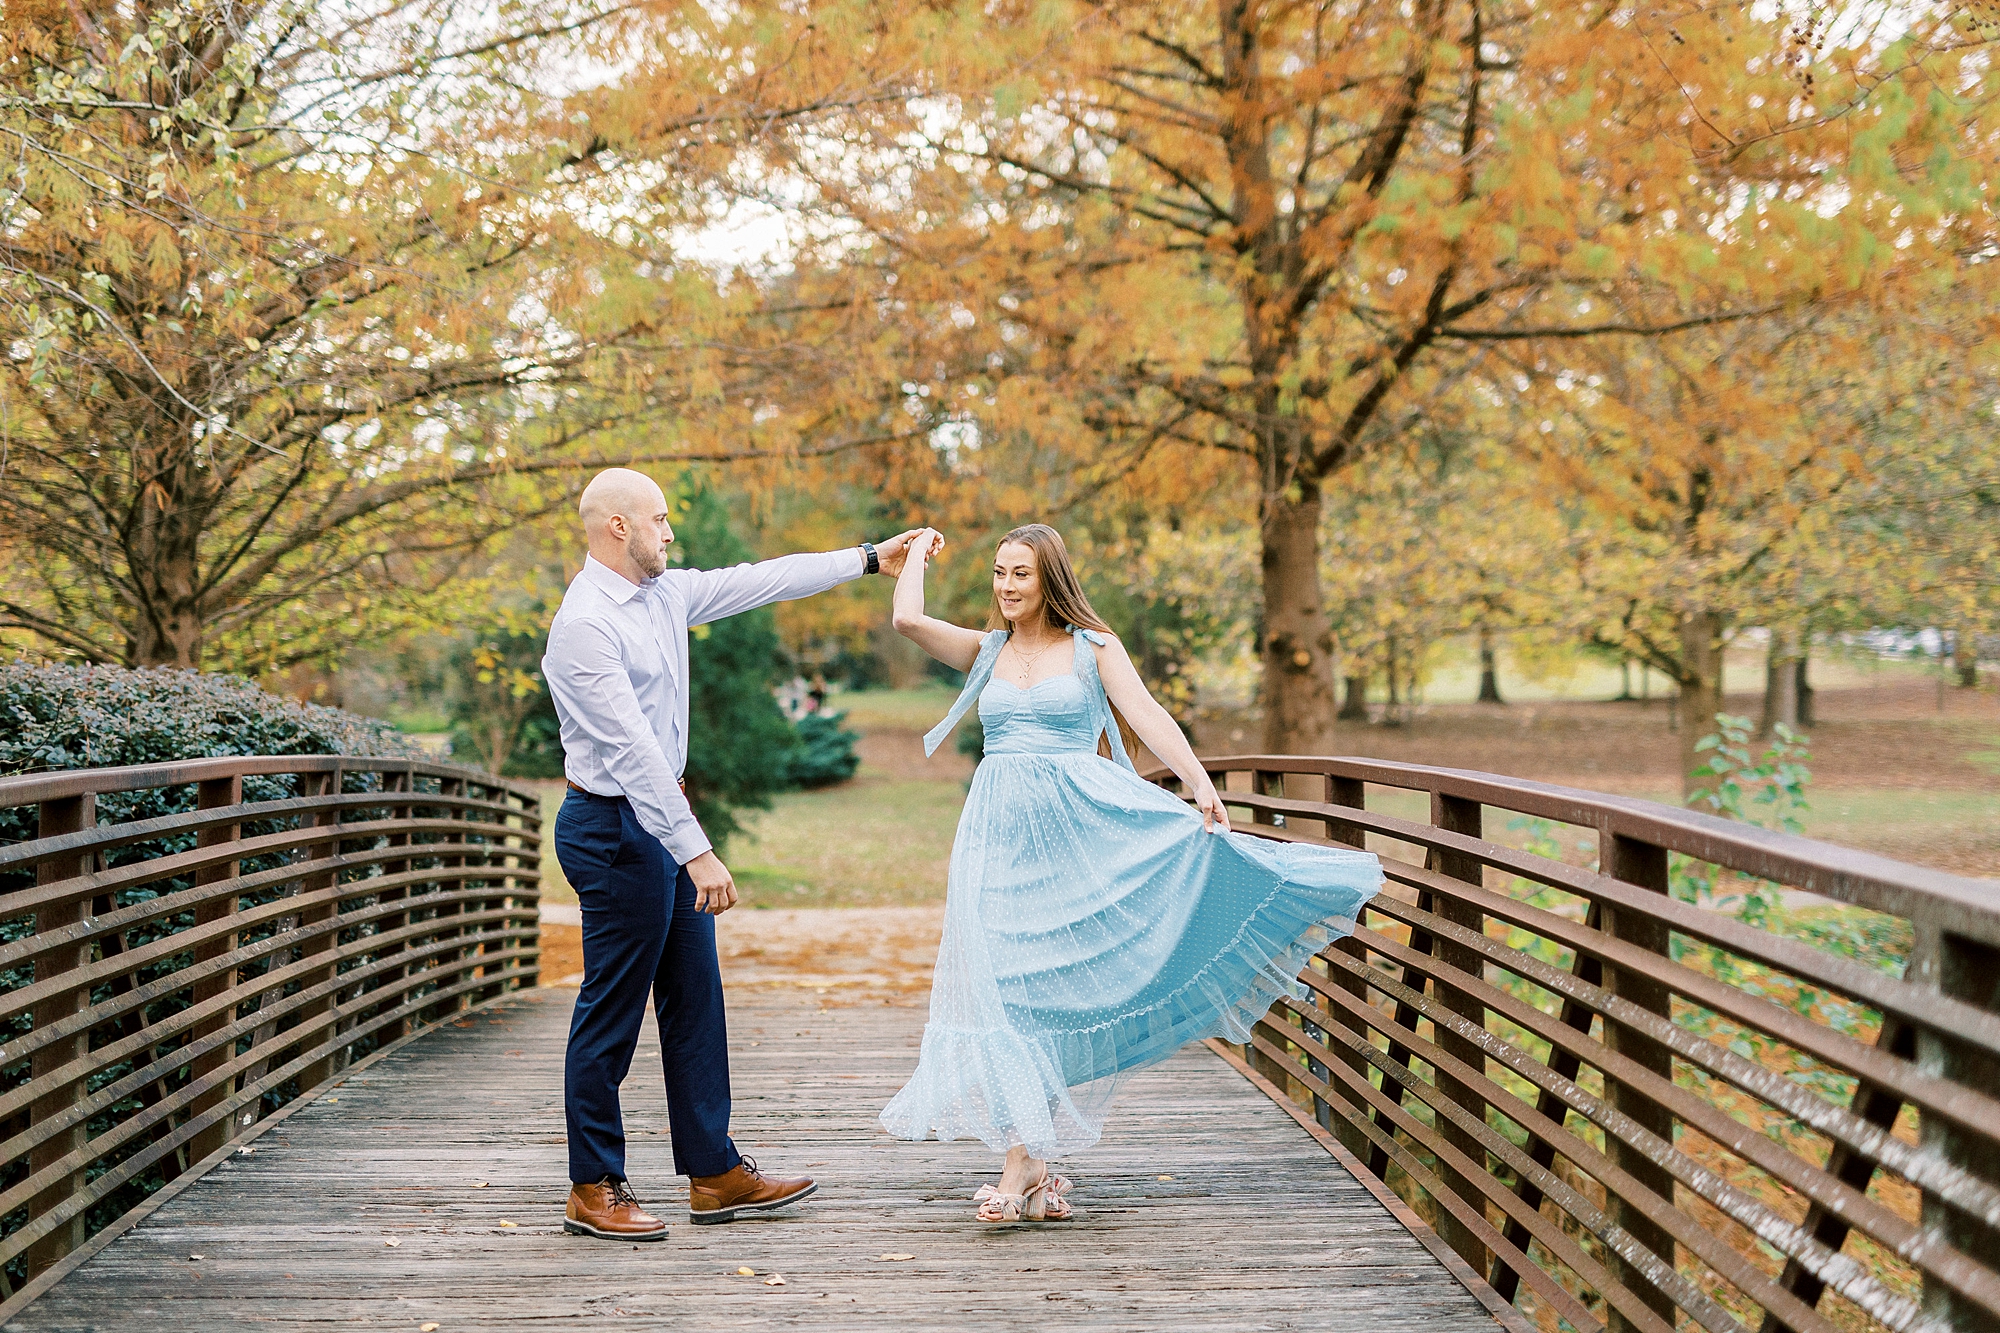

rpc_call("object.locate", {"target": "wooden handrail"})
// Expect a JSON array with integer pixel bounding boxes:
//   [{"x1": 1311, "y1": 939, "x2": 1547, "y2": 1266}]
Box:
[
  {"x1": 0, "y1": 755, "x2": 541, "y2": 1291},
  {"x1": 1151, "y1": 754, "x2": 2000, "y2": 1333}
]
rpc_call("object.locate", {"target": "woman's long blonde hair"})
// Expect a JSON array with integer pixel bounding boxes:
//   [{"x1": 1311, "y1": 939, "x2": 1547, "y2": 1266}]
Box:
[
  {"x1": 987, "y1": 524, "x2": 1112, "y2": 634},
  {"x1": 987, "y1": 524, "x2": 1138, "y2": 761}
]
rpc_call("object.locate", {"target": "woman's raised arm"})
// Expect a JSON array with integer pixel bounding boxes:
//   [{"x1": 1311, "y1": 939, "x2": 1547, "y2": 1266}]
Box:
[{"x1": 890, "y1": 529, "x2": 986, "y2": 672}]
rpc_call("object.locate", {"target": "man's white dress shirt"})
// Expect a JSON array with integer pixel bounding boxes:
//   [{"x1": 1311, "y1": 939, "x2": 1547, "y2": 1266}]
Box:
[{"x1": 543, "y1": 548, "x2": 867, "y2": 865}]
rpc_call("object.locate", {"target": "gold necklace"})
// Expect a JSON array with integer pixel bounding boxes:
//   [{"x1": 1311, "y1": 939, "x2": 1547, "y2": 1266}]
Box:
[{"x1": 1008, "y1": 630, "x2": 1062, "y2": 685}]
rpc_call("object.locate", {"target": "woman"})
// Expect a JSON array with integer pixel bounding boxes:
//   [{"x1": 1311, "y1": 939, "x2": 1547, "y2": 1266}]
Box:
[{"x1": 879, "y1": 523, "x2": 1382, "y2": 1222}]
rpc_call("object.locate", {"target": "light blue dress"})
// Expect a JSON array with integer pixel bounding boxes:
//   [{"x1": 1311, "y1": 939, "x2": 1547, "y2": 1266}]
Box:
[{"x1": 879, "y1": 627, "x2": 1383, "y2": 1158}]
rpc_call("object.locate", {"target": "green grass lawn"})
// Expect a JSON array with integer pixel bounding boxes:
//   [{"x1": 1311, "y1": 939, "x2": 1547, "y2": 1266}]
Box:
[
  {"x1": 730, "y1": 777, "x2": 966, "y2": 908},
  {"x1": 1213, "y1": 777, "x2": 2000, "y2": 884},
  {"x1": 821, "y1": 684, "x2": 962, "y2": 731}
]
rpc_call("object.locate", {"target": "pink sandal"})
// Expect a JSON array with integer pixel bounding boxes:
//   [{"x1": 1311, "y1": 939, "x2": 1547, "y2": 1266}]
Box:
[{"x1": 974, "y1": 1168, "x2": 1074, "y2": 1223}]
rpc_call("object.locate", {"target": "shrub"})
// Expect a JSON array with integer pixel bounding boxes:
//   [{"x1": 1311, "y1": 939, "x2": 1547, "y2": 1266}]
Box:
[
  {"x1": 0, "y1": 663, "x2": 420, "y2": 879},
  {"x1": 0, "y1": 662, "x2": 419, "y2": 776},
  {"x1": 786, "y1": 710, "x2": 862, "y2": 788},
  {"x1": 957, "y1": 710, "x2": 985, "y2": 763}
]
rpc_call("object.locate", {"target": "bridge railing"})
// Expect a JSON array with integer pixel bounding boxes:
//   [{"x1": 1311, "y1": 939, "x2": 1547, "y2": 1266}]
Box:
[
  {"x1": 0, "y1": 755, "x2": 542, "y2": 1293},
  {"x1": 1152, "y1": 755, "x2": 2000, "y2": 1333}
]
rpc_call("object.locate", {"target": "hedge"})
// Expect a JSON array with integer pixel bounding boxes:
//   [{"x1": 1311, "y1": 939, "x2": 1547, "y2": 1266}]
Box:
[{"x1": 0, "y1": 662, "x2": 420, "y2": 879}]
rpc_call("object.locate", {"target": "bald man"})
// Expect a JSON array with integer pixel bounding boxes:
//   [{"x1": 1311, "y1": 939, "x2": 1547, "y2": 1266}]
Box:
[{"x1": 543, "y1": 468, "x2": 925, "y2": 1241}]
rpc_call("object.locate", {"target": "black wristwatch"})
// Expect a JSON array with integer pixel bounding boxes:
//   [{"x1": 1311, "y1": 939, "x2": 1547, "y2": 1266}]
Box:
[{"x1": 861, "y1": 541, "x2": 879, "y2": 575}]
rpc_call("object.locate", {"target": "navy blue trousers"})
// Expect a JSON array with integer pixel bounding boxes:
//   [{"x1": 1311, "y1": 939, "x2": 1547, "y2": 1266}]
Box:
[{"x1": 554, "y1": 791, "x2": 742, "y2": 1183}]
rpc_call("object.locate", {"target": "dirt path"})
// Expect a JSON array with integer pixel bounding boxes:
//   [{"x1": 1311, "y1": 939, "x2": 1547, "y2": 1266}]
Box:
[{"x1": 537, "y1": 906, "x2": 944, "y2": 1000}]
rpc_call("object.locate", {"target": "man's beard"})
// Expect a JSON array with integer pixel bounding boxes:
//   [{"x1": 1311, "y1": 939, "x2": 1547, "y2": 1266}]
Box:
[{"x1": 629, "y1": 536, "x2": 667, "y2": 578}]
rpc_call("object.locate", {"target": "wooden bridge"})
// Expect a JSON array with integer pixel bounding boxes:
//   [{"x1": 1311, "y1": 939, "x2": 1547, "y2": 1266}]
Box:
[{"x1": 0, "y1": 754, "x2": 1995, "y2": 1332}]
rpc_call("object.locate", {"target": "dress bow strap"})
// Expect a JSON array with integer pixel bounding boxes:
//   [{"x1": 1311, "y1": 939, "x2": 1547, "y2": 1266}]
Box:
[
  {"x1": 923, "y1": 629, "x2": 1009, "y2": 757},
  {"x1": 1071, "y1": 627, "x2": 1137, "y2": 773}
]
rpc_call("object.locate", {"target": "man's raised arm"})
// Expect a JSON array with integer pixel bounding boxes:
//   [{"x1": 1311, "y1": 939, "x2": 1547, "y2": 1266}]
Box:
[{"x1": 678, "y1": 530, "x2": 927, "y2": 626}]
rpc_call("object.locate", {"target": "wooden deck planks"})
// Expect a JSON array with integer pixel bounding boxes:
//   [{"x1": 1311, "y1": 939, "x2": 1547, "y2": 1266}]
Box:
[{"x1": 11, "y1": 986, "x2": 1503, "y2": 1332}]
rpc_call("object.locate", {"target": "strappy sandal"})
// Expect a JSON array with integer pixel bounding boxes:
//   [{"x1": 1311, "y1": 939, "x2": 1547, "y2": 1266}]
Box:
[
  {"x1": 976, "y1": 1186, "x2": 1030, "y2": 1223},
  {"x1": 1025, "y1": 1171, "x2": 1074, "y2": 1222},
  {"x1": 974, "y1": 1167, "x2": 1074, "y2": 1223},
  {"x1": 974, "y1": 1172, "x2": 1072, "y2": 1206}
]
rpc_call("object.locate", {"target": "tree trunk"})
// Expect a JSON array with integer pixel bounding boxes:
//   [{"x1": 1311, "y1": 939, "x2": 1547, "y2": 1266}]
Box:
[
  {"x1": 1956, "y1": 630, "x2": 1980, "y2": 689},
  {"x1": 1259, "y1": 489, "x2": 1340, "y2": 754},
  {"x1": 1338, "y1": 673, "x2": 1369, "y2": 721},
  {"x1": 1796, "y1": 653, "x2": 1814, "y2": 728},
  {"x1": 127, "y1": 551, "x2": 206, "y2": 668},
  {"x1": 1476, "y1": 628, "x2": 1504, "y2": 704},
  {"x1": 1678, "y1": 610, "x2": 1726, "y2": 797},
  {"x1": 1759, "y1": 625, "x2": 1802, "y2": 737},
  {"x1": 126, "y1": 437, "x2": 210, "y2": 668}
]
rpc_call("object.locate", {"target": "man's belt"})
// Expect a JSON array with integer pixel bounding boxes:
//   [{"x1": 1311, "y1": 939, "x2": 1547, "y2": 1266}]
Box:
[{"x1": 567, "y1": 778, "x2": 686, "y2": 795}]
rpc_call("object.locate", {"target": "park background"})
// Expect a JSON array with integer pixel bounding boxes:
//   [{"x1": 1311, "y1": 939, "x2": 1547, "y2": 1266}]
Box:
[
  {"x1": 3, "y1": 0, "x2": 1998, "y2": 972},
  {"x1": 2, "y1": 0, "x2": 2000, "y2": 1322}
]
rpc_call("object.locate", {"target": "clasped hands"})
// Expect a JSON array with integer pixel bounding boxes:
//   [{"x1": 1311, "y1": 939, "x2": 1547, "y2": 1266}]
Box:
[{"x1": 871, "y1": 527, "x2": 943, "y2": 577}]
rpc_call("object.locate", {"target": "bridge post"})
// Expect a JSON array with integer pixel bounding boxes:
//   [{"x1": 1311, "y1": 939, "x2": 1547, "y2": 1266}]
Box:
[
  {"x1": 187, "y1": 777, "x2": 245, "y2": 1164},
  {"x1": 25, "y1": 794, "x2": 94, "y2": 1275},
  {"x1": 1316, "y1": 775, "x2": 1373, "y2": 1157},
  {"x1": 1425, "y1": 792, "x2": 1491, "y2": 1278},
  {"x1": 294, "y1": 769, "x2": 346, "y2": 1090},
  {"x1": 373, "y1": 770, "x2": 414, "y2": 1044},
  {"x1": 1601, "y1": 833, "x2": 1678, "y2": 1333},
  {"x1": 1916, "y1": 925, "x2": 2000, "y2": 1333},
  {"x1": 429, "y1": 774, "x2": 470, "y2": 1027}
]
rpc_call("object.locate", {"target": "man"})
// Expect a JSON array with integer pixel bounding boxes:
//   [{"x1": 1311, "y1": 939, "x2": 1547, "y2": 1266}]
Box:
[{"x1": 543, "y1": 467, "x2": 925, "y2": 1241}]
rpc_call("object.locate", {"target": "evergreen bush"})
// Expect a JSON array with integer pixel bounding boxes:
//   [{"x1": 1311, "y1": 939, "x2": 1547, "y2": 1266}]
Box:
[{"x1": 787, "y1": 710, "x2": 862, "y2": 788}]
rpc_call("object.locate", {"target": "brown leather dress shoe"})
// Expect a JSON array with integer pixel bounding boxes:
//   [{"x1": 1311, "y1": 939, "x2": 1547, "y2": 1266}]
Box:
[
  {"x1": 564, "y1": 1176, "x2": 668, "y2": 1241},
  {"x1": 687, "y1": 1155, "x2": 817, "y2": 1225}
]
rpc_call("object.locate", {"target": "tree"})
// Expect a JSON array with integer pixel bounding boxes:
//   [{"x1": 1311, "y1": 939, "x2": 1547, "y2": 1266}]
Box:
[
  {"x1": 1513, "y1": 294, "x2": 1998, "y2": 789},
  {"x1": 448, "y1": 595, "x2": 562, "y2": 777},
  {"x1": 0, "y1": 0, "x2": 919, "y2": 671},
  {"x1": 733, "y1": 0, "x2": 1994, "y2": 757},
  {"x1": 1318, "y1": 422, "x2": 1569, "y2": 720}
]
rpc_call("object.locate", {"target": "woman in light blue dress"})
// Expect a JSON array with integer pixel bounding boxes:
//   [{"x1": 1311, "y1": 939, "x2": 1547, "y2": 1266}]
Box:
[{"x1": 878, "y1": 523, "x2": 1382, "y2": 1222}]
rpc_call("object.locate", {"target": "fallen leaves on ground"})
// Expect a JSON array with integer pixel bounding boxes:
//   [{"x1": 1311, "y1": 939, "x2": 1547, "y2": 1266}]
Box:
[
  {"x1": 188, "y1": 1254, "x2": 204, "y2": 1261},
  {"x1": 877, "y1": 1253, "x2": 916, "y2": 1261},
  {"x1": 498, "y1": 1221, "x2": 517, "y2": 1228},
  {"x1": 736, "y1": 1266, "x2": 756, "y2": 1276},
  {"x1": 384, "y1": 1239, "x2": 401, "y2": 1248},
  {"x1": 764, "y1": 1276, "x2": 786, "y2": 1287},
  {"x1": 421, "y1": 1324, "x2": 440, "y2": 1331}
]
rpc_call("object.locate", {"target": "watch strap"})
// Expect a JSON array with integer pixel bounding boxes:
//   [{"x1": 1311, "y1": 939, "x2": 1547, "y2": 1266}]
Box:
[{"x1": 861, "y1": 541, "x2": 879, "y2": 575}]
